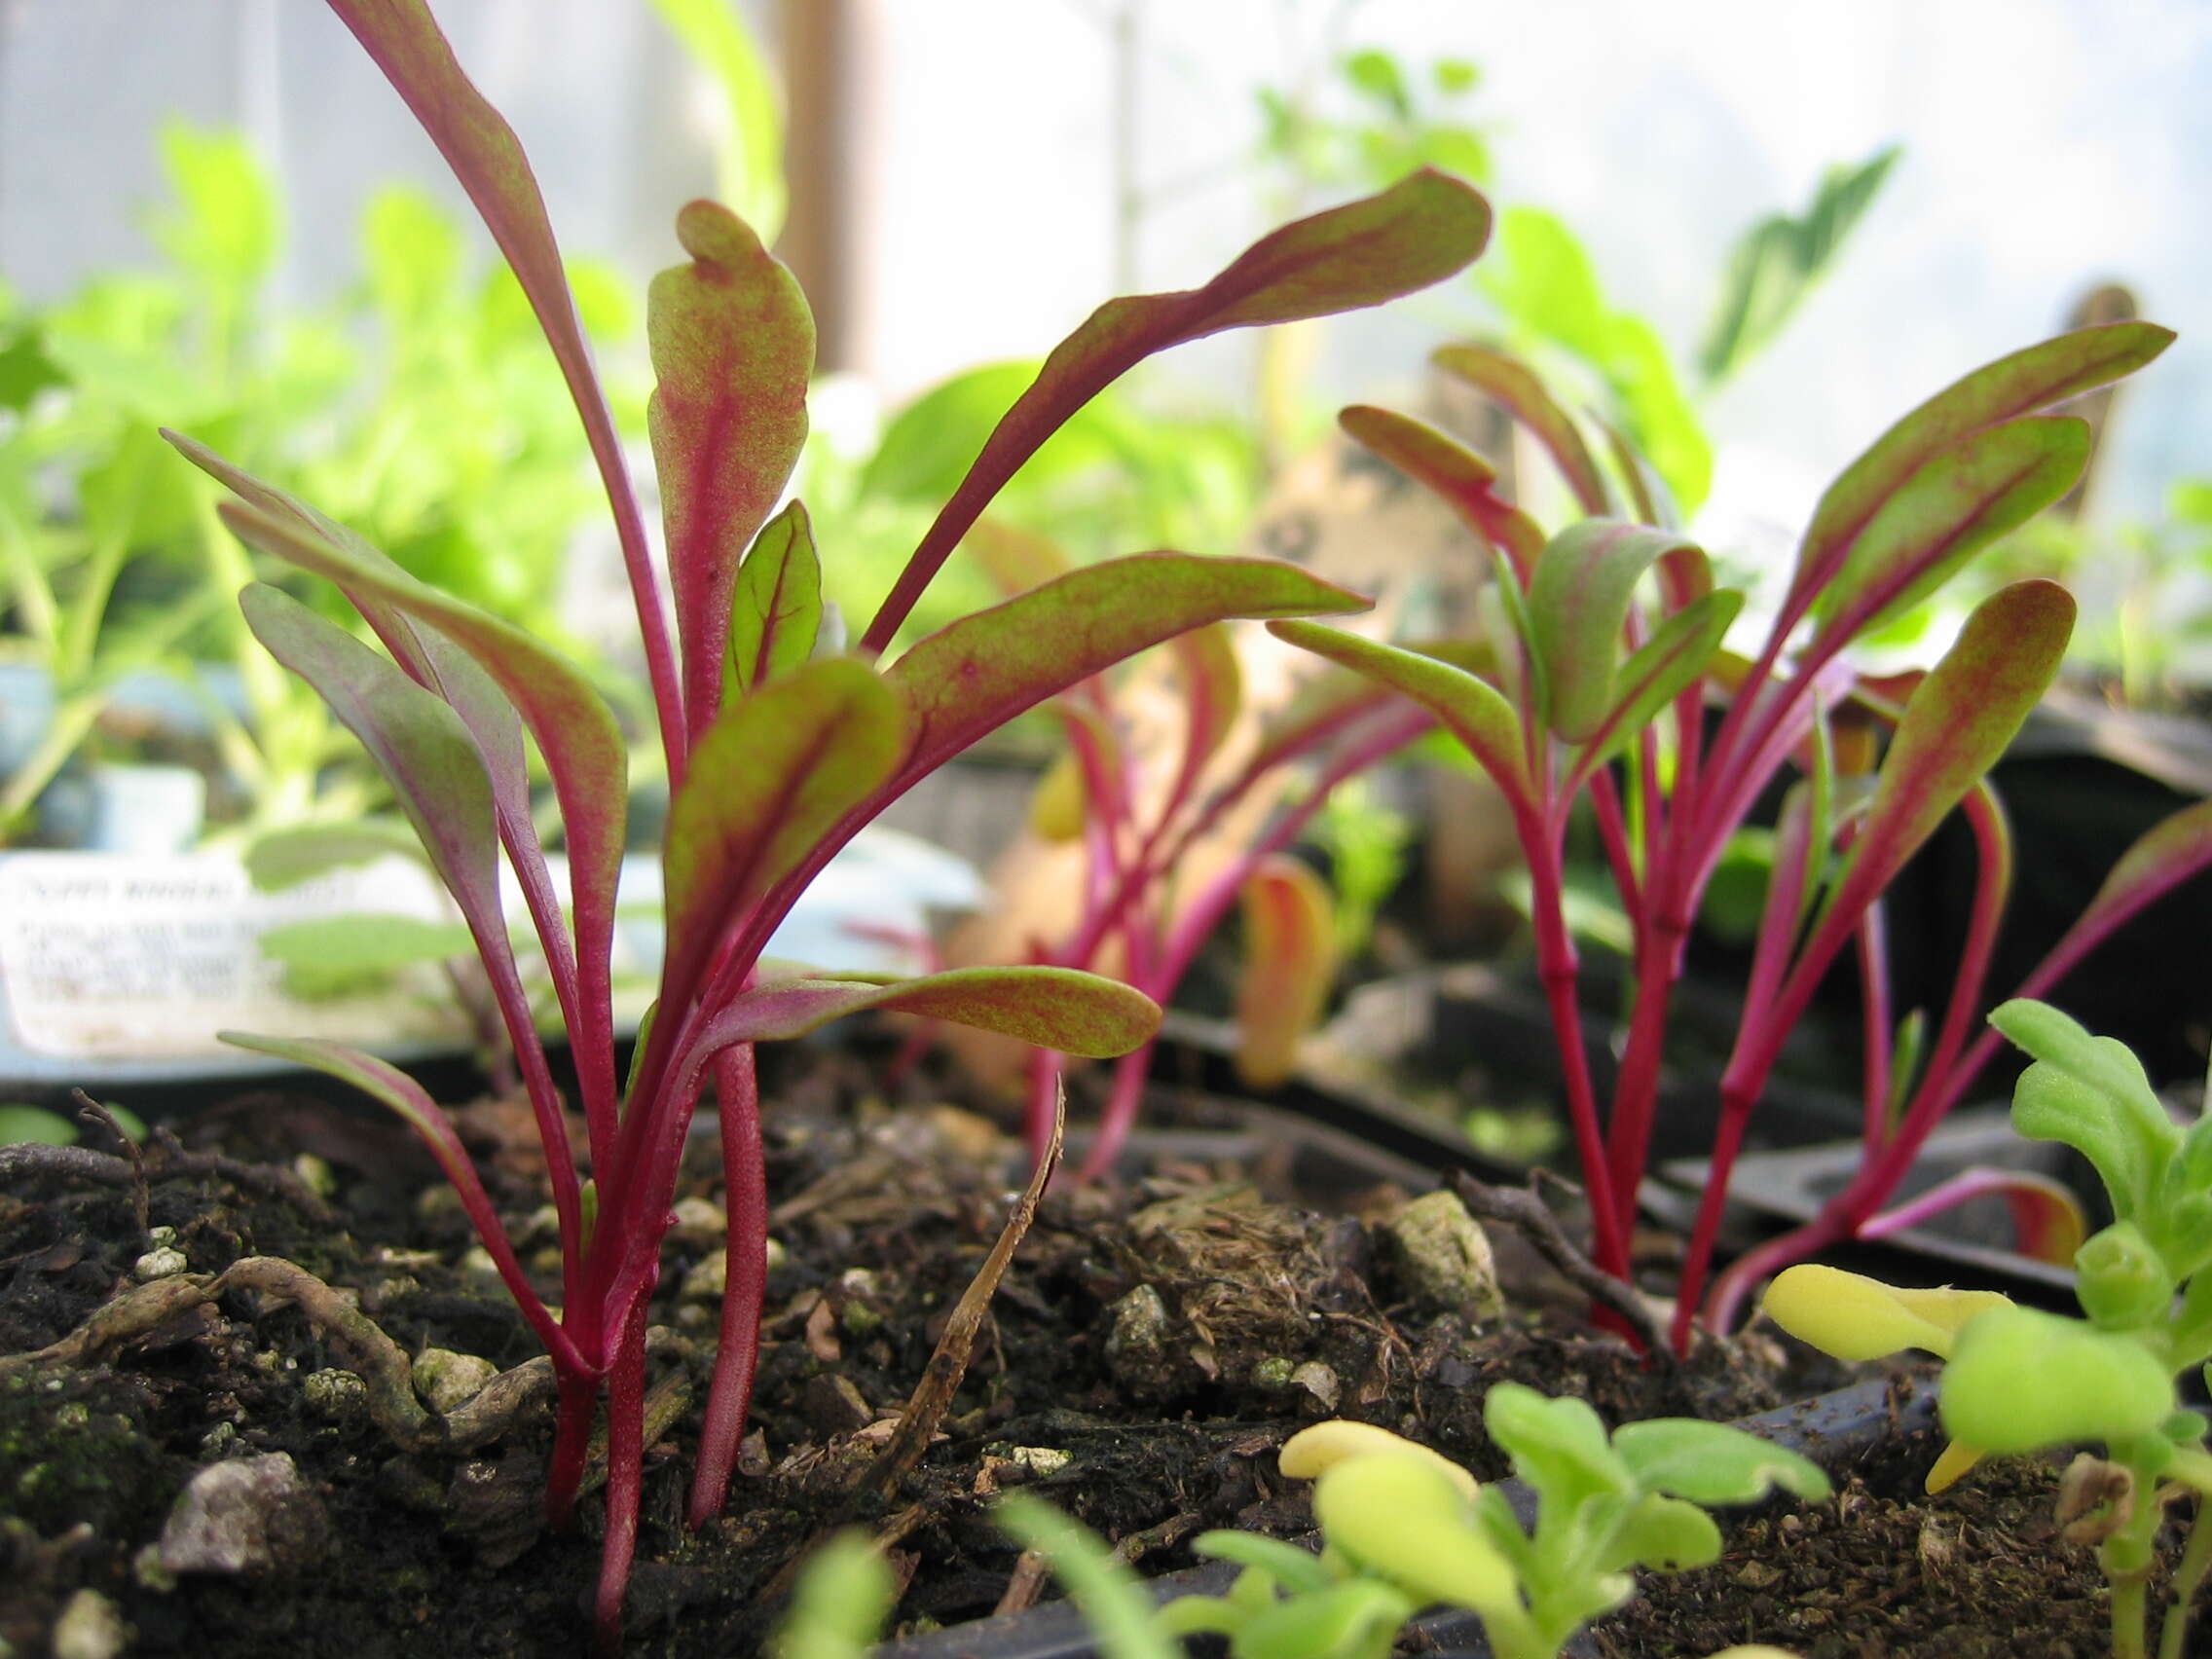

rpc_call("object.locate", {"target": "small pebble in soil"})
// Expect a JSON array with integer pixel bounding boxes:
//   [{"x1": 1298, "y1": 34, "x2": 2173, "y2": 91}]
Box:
[
  {"x1": 159, "y1": 1452, "x2": 329, "y2": 1577},
  {"x1": 411, "y1": 1347, "x2": 498, "y2": 1414},
  {"x1": 51, "y1": 1588, "x2": 129, "y2": 1659},
  {"x1": 681, "y1": 1251, "x2": 726, "y2": 1301},
  {"x1": 1378, "y1": 1189, "x2": 1504, "y2": 1321},
  {"x1": 302, "y1": 1368, "x2": 368, "y2": 1423},
  {"x1": 130, "y1": 1246, "x2": 188, "y2": 1282}
]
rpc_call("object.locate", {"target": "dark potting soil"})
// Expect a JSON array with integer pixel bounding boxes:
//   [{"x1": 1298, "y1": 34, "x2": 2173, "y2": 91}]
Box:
[{"x1": 1, "y1": 1048, "x2": 1867, "y2": 1658}]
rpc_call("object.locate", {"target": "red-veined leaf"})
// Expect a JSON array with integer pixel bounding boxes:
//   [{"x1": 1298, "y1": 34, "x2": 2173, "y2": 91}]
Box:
[
  {"x1": 322, "y1": 0, "x2": 676, "y2": 747},
  {"x1": 1165, "y1": 622, "x2": 1244, "y2": 795},
  {"x1": 1234, "y1": 854, "x2": 1338, "y2": 1089},
  {"x1": 1526, "y1": 521, "x2": 1705, "y2": 740},
  {"x1": 1267, "y1": 619, "x2": 1532, "y2": 807},
  {"x1": 648, "y1": 199, "x2": 814, "y2": 727},
  {"x1": 881, "y1": 554, "x2": 1367, "y2": 793},
  {"x1": 861, "y1": 170, "x2": 1491, "y2": 652},
  {"x1": 660, "y1": 656, "x2": 905, "y2": 1018},
  {"x1": 218, "y1": 1029, "x2": 579, "y2": 1370},
  {"x1": 1337, "y1": 404, "x2": 1543, "y2": 579},
  {"x1": 1575, "y1": 588, "x2": 1742, "y2": 772},
  {"x1": 724, "y1": 499, "x2": 822, "y2": 698},
  {"x1": 2075, "y1": 797, "x2": 2212, "y2": 942},
  {"x1": 1808, "y1": 416, "x2": 2090, "y2": 648},
  {"x1": 1811, "y1": 580, "x2": 2073, "y2": 947},
  {"x1": 211, "y1": 497, "x2": 627, "y2": 1022},
  {"x1": 969, "y1": 517, "x2": 1076, "y2": 597},
  {"x1": 1432, "y1": 342, "x2": 1610, "y2": 515},
  {"x1": 1791, "y1": 322, "x2": 2174, "y2": 610}
]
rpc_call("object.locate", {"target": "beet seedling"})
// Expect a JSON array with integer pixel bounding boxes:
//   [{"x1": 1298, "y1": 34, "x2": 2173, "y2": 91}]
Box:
[
  {"x1": 160, "y1": 1, "x2": 1489, "y2": 1643},
  {"x1": 1271, "y1": 326, "x2": 2212, "y2": 1348}
]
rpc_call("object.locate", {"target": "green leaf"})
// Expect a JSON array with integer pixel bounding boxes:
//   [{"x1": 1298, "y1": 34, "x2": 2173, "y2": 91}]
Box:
[
  {"x1": 1342, "y1": 49, "x2": 1413, "y2": 119},
  {"x1": 1483, "y1": 206, "x2": 1611, "y2": 363},
  {"x1": 259, "y1": 912, "x2": 478, "y2": 999},
  {"x1": 1484, "y1": 1382, "x2": 1633, "y2": 1511},
  {"x1": 1792, "y1": 322, "x2": 2175, "y2": 611},
  {"x1": 645, "y1": 0, "x2": 788, "y2": 243},
  {"x1": 1808, "y1": 581, "x2": 2072, "y2": 955},
  {"x1": 1526, "y1": 521, "x2": 1705, "y2": 740},
  {"x1": 1269, "y1": 620, "x2": 1531, "y2": 808},
  {"x1": 151, "y1": 121, "x2": 279, "y2": 293},
  {"x1": 1600, "y1": 313, "x2": 1712, "y2": 515},
  {"x1": 1234, "y1": 855, "x2": 1338, "y2": 1090},
  {"x1": 362, "y1": 185, "x2": 465, "y2": 326},
  {"x1": 1579, "y1": 589, "x2": 1742, "y2": 771},
  {"x1": 1432, "y1": 344, "x2": 1609, "y2": 515},
  {"x1": 725, "y1": 498, "x2": 823, "y2": 696},
  {"x1": 0, "y1": 1106, "x2": 79, "y2": 1147},
  {"x1": 1337, "y1": 404, "x2": 1542, "y2": 577},
  {"x1": 1699, "y1": 145, "x2": 1899, "y2": 384},
  {"x1": 883, "y1": 555, "x2": 1367, "y2": 795},
  {"x1": 661, "y1": 657, "x2": 905, "y2": 1015},
  {"x1": 1808, "y1": 416, "x2": 2091, "y2": 646},
  {"x1": 243, "y1": 820, "x2": 434, "y2": 890},
  {"x1": 1232, "y1": 1580, "x2": 1415, "y2": 1659},
  {"x1": 1189, "y1": 1532, "x2": 1333, "y2": 1596},
  {"x1": 1312, "y1": 1452, "x2": 1516, "y2": 1614},
  {"x1": 769, "y1": 1531, "x2": 894, "y2": 1659},
  {"x1": 646, "y1": 198, "x2": 814, "y2": 728},
  {"x1": 863, "y1": 170, "x2": 1492, "y2": 653},
  {"x1": 1992, "y1": 998, "x2": 2176, "y2": 1222},
  {"x1": 1941, "y1": 1305, "x2": 2175, "y2": 1454},
  {"x1": 1611, "y1": 1419, "x2": 1831, "y2": 1506},
  {"x1": 1596, "y1": 1492, "x2": 1722, "y2": 1574},
  {"x1": 993, "y1": 1494, "x2": 1181, "y2": 1659}
]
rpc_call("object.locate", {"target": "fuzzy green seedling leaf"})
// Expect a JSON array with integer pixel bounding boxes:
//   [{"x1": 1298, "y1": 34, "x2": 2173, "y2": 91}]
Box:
[
  {"x1": 1992, "y1": 998, "x2": 2176, "y2": 1222},
  {"x1": 994, "y1": 1493, "x2": 1179, "y2": 1659},
  {"x1": 1311, "y1": 1452, "x2": 1516, "y2": 1615},
  {"x1": 259, "y1": 913, "x2": 478, "y2": 998},
  {"x1": 1433, "y1": 342, "x2": 1610, "y2": 515},
  {"x1": 864, "y1": 170, "x2": 1492, "y2": 653},
  {"x1": 2073, "y1": 1221, "x2": 2178, "y2": 1330},
  {"x1": 1610, "y1": 1419, "x2": 1831, "y2": 1507},
  {"x1": 661, "y1": 657, "x2": 904, "y2": 1015},
  {"x1": 1267, "y1": 621, "x2": 1531, "y2": 808},
  {"x1": 1230, "y1": 1579, "x2": 1415, "y2": 1659},
  {"x1": 1484, "y1": 1382, "x2": 1633, "y2": 1510},
  {"x1": 1526, "y1": 521, "x2": 1707, "y2": 741},
  {"x1": 769, "y1": 1530, "x2": 893, "y2": 1659},
  {"x1": 1338, "y1": 404, "x2": 1543, "y2": 579},
  {"x1": 1762, "y1": 1264, "x2": 2011, "y2": 1362},
  {"x1": 1277, "y1": 1419, "x2": 1480, "y2": 1500},
  {"x1": 1791, "y1": 322, "x2": 2174, "y2": 611},
  {"x1": 1234, "y1": 854, "x2": 1338, "y2": 1091},
  {"x1": 1595, "y1": 1492, "x2": 1723, "y2": 1575},
  {"x1": 1808, "y1": 415, "x2": 2090, "y2": 647},
  {"x1": 647, "y1": 198, "x2": 814, "y2": 728},
  {"x1": 1941, "y1": 1305, "x2": 2175, "y2": 1454},
  {"x1": 243, "y1": 819, "x2": 432, "y2": 891},
  {"x1": 1189, "y1": 1531, "x2": 1335, "y2": 1596}
]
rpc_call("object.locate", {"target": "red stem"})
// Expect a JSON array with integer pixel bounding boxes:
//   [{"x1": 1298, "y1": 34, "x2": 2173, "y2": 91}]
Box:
[
  {"x1": 592, "y1": 1298, "x2": 650, "y2": 1654},
  {"x1": 545, "y1": 1369, "x2": 599, "y2": 1530},
  {"x1": 1075, "y1": 1042, "x2": 1158, "y2": 1184},
  {"x1": 1855, "y1": 901, "x2": 1894, "y2": 1148},
  {"x1": 689, "y1": 1046, "x2": 767, "y2": 1527}
]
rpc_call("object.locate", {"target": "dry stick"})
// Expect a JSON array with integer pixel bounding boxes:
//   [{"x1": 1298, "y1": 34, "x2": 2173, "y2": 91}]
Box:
[
  {"x1": 72, "y1": 1090, "x2": 147, "y2": 1238},
  {"x1": 1449, "y1": 1170, "x2": 1677, "y2": 1362},
  {"x1": 0, "y1": 1119, "x2": 336, "y2": 1231}
]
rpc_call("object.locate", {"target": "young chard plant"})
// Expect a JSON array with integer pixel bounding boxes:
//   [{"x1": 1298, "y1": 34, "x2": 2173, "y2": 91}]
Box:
[
  {"x1": 161, "y1": 0, "x2": 1489, "y2": 1643},
  {"x1": 1159, "y1": 1393, "x2": 1824, "y2": 1659},
  {"x1": 1766, "y1": 999, "x2": 2212, "y2": 1659},
  {"x1": 1271, "y1": 322, "x2": 2212, "y2": 1350}
]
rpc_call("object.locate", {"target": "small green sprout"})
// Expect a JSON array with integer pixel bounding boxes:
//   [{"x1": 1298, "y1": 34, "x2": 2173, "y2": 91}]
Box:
[
  {"x1": 1159, "y1": 1386, "x2": 1827, "y2": 1659},
  {"x1": 1763, "y1": 998, "x2": 2212, "y2": 1659}
]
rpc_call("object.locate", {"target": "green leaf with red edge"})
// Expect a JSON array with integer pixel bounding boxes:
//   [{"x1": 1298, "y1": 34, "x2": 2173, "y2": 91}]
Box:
[
  {"x1": 322, "y1": 0, "x2": 644, "y2": 573},
  {"x1": 1526, "y1": 521, "x2": 1706, "y2": 741},
  {"x1": 217, "y1": 1029, "x2": 572, "y2": 1362},
  {"x1": 239, "y1": 585, "x2": 503, "y2": 941},
  {"x1": 2072, "y1": 797, "x2": 2212, "y2": 944},
  {"x1": 879, "y1": 554, "x2": 1368, "y2": 793},
  {"x1": 724, "y1": 499, "x2": 822, "y2": 698},
  {"x1": 210, "y1": 495, "x2": 627, "y2": 991},
  {"x1": 1577, "y1": 588, "x2": 1742, "y2": 771},
  {"x1": 1267, "y1": 620, "x2": 1532, "y2": 806},
  {"x1": 660, "y1": 656, "x2": 905, "y2": 1019},
  {"x1": 1812, "y1": 580, "x2": 2073, "y2": 945},
  {"x1": 861, "y1": 170, "x2": 1492, "y2": 653},
  {"x1": 647, "y1": 199, "x2": 814, "y2": 726},
  {"x1": 1234, "y1": 854, "x2": 1338, "y2": 1090},
  {"x1": 681, "y1": 967, "x2": 1162, "y2": 1081},
  {"x1": 1338, "y1": 404, "x2": 1543, "y2": 580},
  {"x1": 1791, "y1": 322, "x2": 2174, "y2": 609},
  {"x1": 1809, "y1": 416, "x2": 2090, "y2": 647},
  {"x1": 1432, "y1": 342, "x2": 1610, "y2": 515}
]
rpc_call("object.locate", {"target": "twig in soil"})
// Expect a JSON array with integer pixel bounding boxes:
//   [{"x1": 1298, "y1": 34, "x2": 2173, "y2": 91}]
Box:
[
  {"x1": 72, "y1": 1091, "x2": 147, "y2": 1238},
  {"x1": 147, "y1": 1124, "x2": 339, "y2": 1227},
  {"x1": 1449, "y1": 1170, "x2": 1677, "y2": 1361},
  {"x1": 216, "y1": 1256, "x2": 439, "y2": 1447},
  {"x1": 857, "y1": 1082, "x2": 1067, "y2": 1500},
  {"x1": 0, "y1": 1272, "x2": 215, "y2": 1379},
  {"x1": 992, "y1": 1546, "x2": 1054, "y2": 1617},
  {"x1": 0, "y1": 1124, "x2": 336, "y2": 1230}
]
